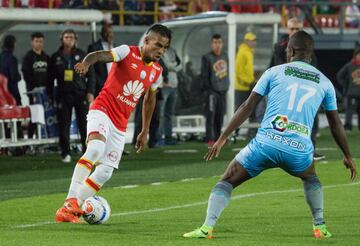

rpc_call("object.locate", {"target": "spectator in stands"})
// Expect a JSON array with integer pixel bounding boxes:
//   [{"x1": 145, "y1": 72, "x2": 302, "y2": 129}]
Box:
[
  {"x1": 159, "y1": 0, "x2": 178, "y2": 20},
  {"x1": 87, "y1": 23, "x2": 114, "y2": 97},
  {"x1": 345, "y1": 0, "x2": 360, "y2": 28},
  {"x1": 201, "y1": 34, "x2": 229, "y2": 146},
  {"x1": 269, "y1": 17, "x2": 324, "y2": 161},
  {"x1": 59, "y1": 0, "x2": 84, "y2": 9},
  {"x1": 158, "y1": 47, "x2": 181, "y2": 145},
  {"x1": 48, "y1": 29, "x2": 95, "y2": 163},
  {"x1": 22, "y1": 32, "x2": 50, "y2": 139},
  {"x1": 100, "y1": 0, "x2": 120, "y2": 25},
  {"x1": 336, "y1": 47, "x2": 360, "y2": 131},
  {"x1": 0, "y1": 35, "x2": 21, "y2": 105}
]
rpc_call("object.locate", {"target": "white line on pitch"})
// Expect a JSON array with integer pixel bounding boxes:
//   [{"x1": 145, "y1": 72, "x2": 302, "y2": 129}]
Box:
[{"x1": 11, "y1": 182, "x2": 359, "y2": 229}]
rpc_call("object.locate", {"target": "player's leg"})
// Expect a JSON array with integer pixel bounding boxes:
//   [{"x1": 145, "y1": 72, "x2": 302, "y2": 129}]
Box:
[
  {"x1": 55, "y1": 110, "x2": 108, "y2": 222},
  {"x1": 77, "y1": 119, "x2": 125, "y2": 205},
  {"x1": 183, "y1": 159, "x2": 251, "y2": 239},
  {"x1": 184, "y1": 139, "x2": 267, "y2": 239},
  {"x1": 292, "y1": 161, "x2": 331, "y2": 238}
]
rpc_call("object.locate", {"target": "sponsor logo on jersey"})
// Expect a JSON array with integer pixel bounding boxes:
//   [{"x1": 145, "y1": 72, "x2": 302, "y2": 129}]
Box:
[
  {"x1": 152, "y1": 63, "x2": 161, "y2": 71},
  {"x1": 265, "y1": 131, "x2": 306, "y2": 151},
  {"x1": 116, "y1": 80, "x2": 144, "y2": 108},
  {"x1": 130, "y1": 63, "x2": 138, "y2": 70},
  {"x1": 284, "y1": 66, "x2": 320, "y2": 83},
  {"x1": 131, "y1": 52, "x2": 142, "y2": 60},
  {"x1": 271, "y1": 115, "x2": 309, "y2": 136}
]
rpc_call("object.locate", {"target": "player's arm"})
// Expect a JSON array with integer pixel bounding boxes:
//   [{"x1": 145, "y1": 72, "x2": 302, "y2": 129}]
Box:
[
  {"x1": 74, "y1": 51, "x2": 113, "y2": 76},
  {"x1": 75, "y1": 45, "x2": 130, "y2": 76},
  {"x1": 135, "y1": 73, "x2": 162, "y2": 153},
  {"x1": 325, "y1": 110, "x2": 357, "y2": 181},
  {"x1": 204, "y1": 92, "x2": 263, "y2": 161},
  {"x1": 135, "y1": 88, "x2": 157, "y2": 153}
]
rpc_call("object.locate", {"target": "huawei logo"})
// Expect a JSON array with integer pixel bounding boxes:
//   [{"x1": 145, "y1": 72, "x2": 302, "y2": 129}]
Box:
[{"x1": 123, "y1": 80, "x2": 144, "y2": 101}]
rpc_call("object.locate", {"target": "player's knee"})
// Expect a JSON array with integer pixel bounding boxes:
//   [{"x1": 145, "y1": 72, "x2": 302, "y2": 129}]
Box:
[
  {"x1": 302, "y1": 175, "x2": 321, "y2": 190},
  {"x1": 85, "y1": 139, "x2": 106, "y2": 161},
  {"x1": 92, "y1": 165, "x2": 114, "y2": 185}
]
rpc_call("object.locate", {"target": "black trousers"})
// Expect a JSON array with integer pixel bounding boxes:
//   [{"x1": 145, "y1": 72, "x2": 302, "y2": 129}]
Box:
[
  {"x1": 205, "y1": 91, "x2": 226, "y2": 142},
  {"x1": 132, "y1": 96, "x2": 161, "y2": 148},
  {"x1": 345, "y1": 97, "x2": 360, "y2": 130},
  {"x1": 56, "y1": 93, "x2": 88, "y2": 157}
]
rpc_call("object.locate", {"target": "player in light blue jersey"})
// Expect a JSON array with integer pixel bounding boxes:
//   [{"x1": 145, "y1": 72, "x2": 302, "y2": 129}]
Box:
[{"x1": 183, "y1": 31, "x2": 357, "y2": 239}]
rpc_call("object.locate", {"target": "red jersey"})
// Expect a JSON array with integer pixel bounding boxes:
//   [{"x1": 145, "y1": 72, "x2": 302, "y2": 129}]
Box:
[{"x1": 90, "y1": 45, "x2": 163, "y2": 131}]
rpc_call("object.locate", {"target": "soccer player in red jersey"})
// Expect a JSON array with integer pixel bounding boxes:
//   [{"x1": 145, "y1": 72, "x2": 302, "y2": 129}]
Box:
[{"x1": 55, "y1": 24, "x2": 171, "y2": 223}]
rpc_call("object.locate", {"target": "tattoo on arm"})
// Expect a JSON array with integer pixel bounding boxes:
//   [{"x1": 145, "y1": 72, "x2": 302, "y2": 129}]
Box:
[{"x1": 83, "y1": 51, "x2": 113, "y2": 65}]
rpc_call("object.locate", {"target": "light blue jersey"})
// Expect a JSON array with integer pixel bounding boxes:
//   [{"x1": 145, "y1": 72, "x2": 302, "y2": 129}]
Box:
[{"x1": 252, "y1": 61, "x2": 337, "y2": 156}]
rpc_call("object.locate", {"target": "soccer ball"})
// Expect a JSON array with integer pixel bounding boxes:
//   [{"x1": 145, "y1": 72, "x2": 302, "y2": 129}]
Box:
[{"x1": 82, "y1": 196, "x2": 111, "y2": 224}]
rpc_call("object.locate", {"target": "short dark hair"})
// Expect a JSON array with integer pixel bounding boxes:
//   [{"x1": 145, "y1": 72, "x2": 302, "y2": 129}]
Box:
[
  {"x1": 100, "y1": 23, "x2": 112, "y2": 38},
  {"x1": 2, "y1": 35, "x2": 16, "y2": 51},
  {"x1": 146, "y1": 24, "x2": 172, "y2": 42},
  {"x1": 288, "y1": 30, "x2": 314, "y2": 55},
  {"x1": 31, "y1": 32, "x2": 44, "y2": 40},
  {"x1": 212, "y1": 34, "x2": 222, "y2": 40}
]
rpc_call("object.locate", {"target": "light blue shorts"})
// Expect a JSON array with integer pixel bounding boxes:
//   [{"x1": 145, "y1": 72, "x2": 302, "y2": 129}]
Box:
[{"x1": 235, "y1": 138, "x2": 313, "y2": 177}]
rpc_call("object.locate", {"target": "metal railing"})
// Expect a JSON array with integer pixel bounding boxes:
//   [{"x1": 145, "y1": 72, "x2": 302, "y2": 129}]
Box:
[{"x1": 2, "y1": 0, "x2": 359, "y2": 30}]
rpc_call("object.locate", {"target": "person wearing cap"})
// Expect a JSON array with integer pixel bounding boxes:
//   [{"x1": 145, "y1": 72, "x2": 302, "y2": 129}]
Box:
[
  {"x1": 235, "y1": 32, "x2": 256, "y2": 109},
  {"x1": 234, "y1": 32, "x2": 258, "y2": 138}
]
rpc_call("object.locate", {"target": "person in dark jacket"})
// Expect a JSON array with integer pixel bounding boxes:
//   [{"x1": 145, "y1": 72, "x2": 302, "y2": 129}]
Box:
[
  {"x1": 269, "y1": 17, "x2": 324, "y2": 161},
  {"x1": 337, "y1": 47, "x2": 360, "y2": 131},
  {"x1": 48, "y1": 29, "x2": 95, "y2": 163},
  {"x1": 22, "y1": 32, "x2": 50, "y2": 139},
  {"x1": 87, "y1": 23, "x2": 114, "y2": 97},
  {"x1": 0, "y1": 35, "x2": 21, "y2": 105},
  {"x1": 201, "y1": 34, "x2": 229, "y2": 145}
]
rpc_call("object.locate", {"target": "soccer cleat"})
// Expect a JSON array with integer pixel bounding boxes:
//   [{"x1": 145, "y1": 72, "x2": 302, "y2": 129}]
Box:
[
  {"x1": 313, "y1": 152, "x2": 325, "y2": 161},
  {"x1": 183, "y1": 226, "x2": 213, "y2": 239},
  {"x1": 55, "y1": 207, "x2": 83, "y2": 223},
  {"x1": 313, "y1": 224, "x2": 332, "y2": 238},
  {"x1": 63, "y1": 198, "x2": 84, "y2": 215}
]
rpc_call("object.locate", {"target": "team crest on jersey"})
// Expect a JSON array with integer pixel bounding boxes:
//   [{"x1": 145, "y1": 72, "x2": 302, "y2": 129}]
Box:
[
  {"x1": 123, "y1": 80, "x2": 144, "y2": 101},
  {"x1": 149, "y1": 69, "x2": 156, "y2": 82},
  {"x1": 107, "y1": 151, "x2": 118, "y2": 162}
]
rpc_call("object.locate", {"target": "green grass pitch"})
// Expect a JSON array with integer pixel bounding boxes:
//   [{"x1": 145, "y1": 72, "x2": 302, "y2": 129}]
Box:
[{"x1": 0, "y1": 129, "x2": 359, "y2": 245}]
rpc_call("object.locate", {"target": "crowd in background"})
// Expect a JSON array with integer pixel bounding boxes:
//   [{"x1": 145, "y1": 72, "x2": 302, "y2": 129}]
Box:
[{"x1": 0, "y1": 0, "x2": 359, "y2": 28}]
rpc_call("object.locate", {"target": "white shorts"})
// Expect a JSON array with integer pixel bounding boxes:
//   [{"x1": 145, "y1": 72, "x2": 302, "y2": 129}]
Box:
[{"x1": 87, "y1": 110, "x2": 126, "y2": 169}]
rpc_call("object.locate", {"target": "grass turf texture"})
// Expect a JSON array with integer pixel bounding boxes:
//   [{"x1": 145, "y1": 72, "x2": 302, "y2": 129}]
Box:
[{"x1": 0, "y1": 129, "x2": 359, "y2": 245}]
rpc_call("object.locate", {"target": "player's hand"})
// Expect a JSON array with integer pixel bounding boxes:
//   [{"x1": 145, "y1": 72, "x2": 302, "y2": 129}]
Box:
[
  {"x1": 204, "y1": 137, "x2": 227, "y2": 161},
  {"x1": 343, "y1": 156, "x2": 357, "y2": 181},
  {"x1": 86, "y1": 93, "x2": 94, "y2": 104},
  {"x1": 135, "y1": 131, "x2": 147, "y2": 154},
  {"x1": 74, "y1": 62, "x2": 89, "y2": 76}
]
